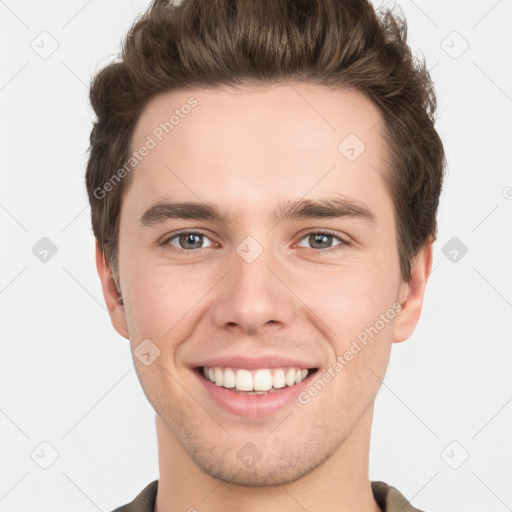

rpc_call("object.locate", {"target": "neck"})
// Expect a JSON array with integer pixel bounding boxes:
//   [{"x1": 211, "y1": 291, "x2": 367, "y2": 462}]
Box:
[{"x1": 154, "y1": 406, "x2": 381, "y2": 512}]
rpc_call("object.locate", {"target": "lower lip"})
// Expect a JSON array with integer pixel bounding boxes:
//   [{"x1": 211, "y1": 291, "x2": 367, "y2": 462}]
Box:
[{"x1": 193, "y1": 368, "x2": 317, "y2": 417}]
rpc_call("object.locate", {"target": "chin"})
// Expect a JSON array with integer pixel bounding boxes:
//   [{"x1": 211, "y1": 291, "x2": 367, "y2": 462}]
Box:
[
  {"x1": 176, "y1": 425, "x2": 340, "y2": 488},
  {"x1": 192, "y1": 452, "x2": 328, "y2": 488}
]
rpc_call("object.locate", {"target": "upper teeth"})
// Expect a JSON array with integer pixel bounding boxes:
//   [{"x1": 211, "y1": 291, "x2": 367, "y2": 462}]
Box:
[{"x1": 202, "y1": 366, "x2": 310, "y2": 391}]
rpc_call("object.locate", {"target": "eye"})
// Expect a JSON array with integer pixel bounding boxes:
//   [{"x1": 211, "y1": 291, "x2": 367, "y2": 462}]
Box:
[
  {"x1": 163, "y1": 231, "x2": 215, "y2": 251},
  {"x1": 159, "y1": 229, "x2": 349, "y2": 254},
  {"x1": 297, "y1": 231, "x2": 349, "y2": 252}
]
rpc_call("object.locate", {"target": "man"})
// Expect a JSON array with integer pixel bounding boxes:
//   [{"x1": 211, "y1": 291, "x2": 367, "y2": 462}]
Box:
[{"x1": 86, "y1": 0, "x2": 445, "y2": 510}]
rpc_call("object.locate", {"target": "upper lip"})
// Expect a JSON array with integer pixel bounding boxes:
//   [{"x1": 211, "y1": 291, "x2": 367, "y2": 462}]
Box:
[{"x1": 191, "y1": 355, "x2": 319, "y2": 370}]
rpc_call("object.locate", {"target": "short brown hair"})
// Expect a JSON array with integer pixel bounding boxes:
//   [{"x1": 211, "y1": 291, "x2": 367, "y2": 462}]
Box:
[{"x1": 86, "y1": 0, "x2": 445, "y2": 287}]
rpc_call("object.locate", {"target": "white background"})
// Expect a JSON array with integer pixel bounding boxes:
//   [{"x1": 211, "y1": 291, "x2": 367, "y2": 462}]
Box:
[{"x1": 1, "y1": 1, "x2": 511, "y2": 511}]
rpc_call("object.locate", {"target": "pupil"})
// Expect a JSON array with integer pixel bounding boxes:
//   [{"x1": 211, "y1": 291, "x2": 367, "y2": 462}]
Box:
[
  {"x1": 311, "y1": 233, "x2": 330, "y2": 248},
  {"x1": 181, "y1": 233, "x2": 202, "y2": 249}
]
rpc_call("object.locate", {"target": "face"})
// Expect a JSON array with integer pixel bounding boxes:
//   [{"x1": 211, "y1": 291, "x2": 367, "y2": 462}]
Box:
[{"x1": 97, "y1": 82, "x2": 431, "y2": 487}]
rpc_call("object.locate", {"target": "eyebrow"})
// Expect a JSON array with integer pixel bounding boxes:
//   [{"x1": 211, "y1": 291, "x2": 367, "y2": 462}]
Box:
[{"x1": 139, "y1": 196, "x2": 376, "y2": 227}]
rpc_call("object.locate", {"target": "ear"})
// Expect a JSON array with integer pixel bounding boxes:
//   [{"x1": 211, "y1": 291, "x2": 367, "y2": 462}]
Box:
[
  {"x1": 393, "y1": 240, "x2": 434, "y2": 343},
  {"x1": 95, "y1": 241, "x2": 129, "y2": 339}
]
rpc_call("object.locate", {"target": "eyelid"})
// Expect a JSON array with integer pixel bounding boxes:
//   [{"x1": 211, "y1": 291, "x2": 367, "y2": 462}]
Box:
[{"x1": 297, "y1": 228, "x2": 350, "y2": 242}]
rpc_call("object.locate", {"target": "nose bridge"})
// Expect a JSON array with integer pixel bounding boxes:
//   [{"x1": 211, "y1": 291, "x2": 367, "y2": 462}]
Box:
[{"x1": 211, "y1": 234, "x2": 295, "y2": 333}]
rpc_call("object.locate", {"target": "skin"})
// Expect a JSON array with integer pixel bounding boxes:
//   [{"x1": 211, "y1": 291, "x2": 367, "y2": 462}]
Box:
[{"x1": 96, "y1": 82, "x2": 433, "y2": 512}]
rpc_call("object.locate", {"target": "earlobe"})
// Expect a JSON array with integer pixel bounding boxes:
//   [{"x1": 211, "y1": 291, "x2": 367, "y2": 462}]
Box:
[
  {"x1": 392, "y1": 240, "x2": 434, "y2": 343},
  {"x1": 95, "y1": 242, "x2": 130, "y2": 339}
]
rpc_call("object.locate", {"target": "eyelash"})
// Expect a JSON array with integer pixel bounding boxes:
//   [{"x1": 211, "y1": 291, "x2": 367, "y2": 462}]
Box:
[{"x1": 159, "y1": 229, "x2": 351, "y2": 255}]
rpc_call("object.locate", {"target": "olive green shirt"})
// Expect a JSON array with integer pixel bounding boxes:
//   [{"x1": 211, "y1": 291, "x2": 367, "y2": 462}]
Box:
[{"x1": 112, "y1": 480, "x2": 426, "y2": 511}]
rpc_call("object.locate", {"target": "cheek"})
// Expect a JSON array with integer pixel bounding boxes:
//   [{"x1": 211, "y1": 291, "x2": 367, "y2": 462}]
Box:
[
  {"x1": 292, "y1": 261, "x2": 400, "y2": 345},
  {"x1": 120, "y1": 260, "x2": 212, "y2": 341},
  {"x1": 305, "y1": 273, "x2": 397, "y2": 413}
]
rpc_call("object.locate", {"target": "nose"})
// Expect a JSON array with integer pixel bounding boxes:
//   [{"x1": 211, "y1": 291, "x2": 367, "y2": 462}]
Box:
[{"x1": 211, "y1": 241, "x2": 297, "y2": 335}]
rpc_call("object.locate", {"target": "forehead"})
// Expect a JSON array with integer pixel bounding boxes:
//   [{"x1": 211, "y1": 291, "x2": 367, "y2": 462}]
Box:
[{"x1": 125, "y1": 82, "x2": 390, "y2": 220}]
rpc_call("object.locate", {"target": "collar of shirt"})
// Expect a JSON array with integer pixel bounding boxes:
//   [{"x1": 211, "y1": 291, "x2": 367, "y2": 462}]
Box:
[{"x1": 111, "y1": 479, "x2": 426, "y2": 512}]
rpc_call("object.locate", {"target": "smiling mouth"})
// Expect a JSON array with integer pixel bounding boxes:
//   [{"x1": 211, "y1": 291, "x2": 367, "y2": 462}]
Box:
[{"x1": 195, "y1": 366, "x2": 319, "y2": 394}]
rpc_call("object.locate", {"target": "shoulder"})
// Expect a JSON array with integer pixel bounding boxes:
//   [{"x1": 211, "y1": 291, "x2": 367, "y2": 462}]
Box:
[
  {"x1": 111, "y1": 480, "x2": 158, "y2": 512},
  {"x1": 371, "y1": 481, "x2": 427, "y2": 512}
]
